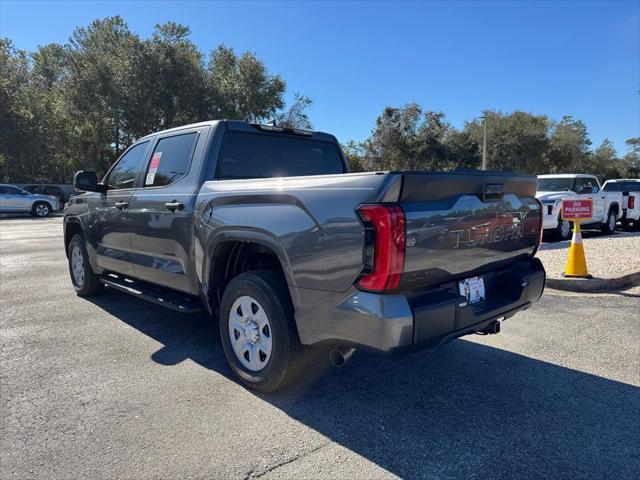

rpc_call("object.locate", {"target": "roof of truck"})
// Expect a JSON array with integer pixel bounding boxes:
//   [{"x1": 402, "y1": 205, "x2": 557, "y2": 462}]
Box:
[
  {"x1": 140, "y1": 119, "x2": 336, "y2": 142},
  {"x1": 537, "y1": 174, "x2": 597, "y2": 179}
]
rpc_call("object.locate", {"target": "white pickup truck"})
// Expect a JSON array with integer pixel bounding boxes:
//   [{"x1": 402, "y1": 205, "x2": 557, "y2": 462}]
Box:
[
  {"x1": 536, "y1": 174, "x2": 622, "y2": 241},
  {"x1": 603, "y1": 179, "x2": 640, "y2": 230}
]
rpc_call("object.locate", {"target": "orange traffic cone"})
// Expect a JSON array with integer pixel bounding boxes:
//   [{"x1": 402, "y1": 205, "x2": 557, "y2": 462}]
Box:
[{"x1": 564, "y1": 221, "x2": 591, "y2": 278}]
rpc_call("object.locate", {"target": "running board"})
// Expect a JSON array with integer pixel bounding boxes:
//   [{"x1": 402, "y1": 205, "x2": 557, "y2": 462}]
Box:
[{"x1": 100, "y1": 274, "x2": 204, "y2": 313}]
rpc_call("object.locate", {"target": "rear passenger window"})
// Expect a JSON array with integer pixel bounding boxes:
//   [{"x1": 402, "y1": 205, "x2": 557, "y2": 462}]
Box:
[
  {"x1": 217, "y1": 132, "x2": 345, "y2": 179},
  {"x1": 144, "y1": 133, "x2": 198, "y2": 187}
]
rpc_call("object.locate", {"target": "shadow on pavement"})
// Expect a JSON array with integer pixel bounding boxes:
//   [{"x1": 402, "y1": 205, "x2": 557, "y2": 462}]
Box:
[{"x1": 88, "y1": 290, "x2": 640, "y2": 479}]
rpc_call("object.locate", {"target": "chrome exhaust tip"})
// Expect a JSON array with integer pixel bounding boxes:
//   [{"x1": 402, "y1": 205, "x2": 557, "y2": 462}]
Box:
[{"x1": 329, "y1": 347, "x2": 355, "y2": 367}]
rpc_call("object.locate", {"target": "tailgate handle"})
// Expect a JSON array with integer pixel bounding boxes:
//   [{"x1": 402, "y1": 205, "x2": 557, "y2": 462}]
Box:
[{"x1": 483, "y1": 183, "x2": 504, "y2": 201}]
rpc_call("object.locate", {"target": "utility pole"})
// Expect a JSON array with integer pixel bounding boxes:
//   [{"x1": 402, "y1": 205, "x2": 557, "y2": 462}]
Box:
[{"x1": 481, "y1": 114, "x2": 488, "y2": 170}]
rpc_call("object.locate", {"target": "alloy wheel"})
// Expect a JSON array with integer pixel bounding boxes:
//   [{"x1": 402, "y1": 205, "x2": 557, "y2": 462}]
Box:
[{"x1": 36, "y1": 204, "x2": 49, "y2": 217}]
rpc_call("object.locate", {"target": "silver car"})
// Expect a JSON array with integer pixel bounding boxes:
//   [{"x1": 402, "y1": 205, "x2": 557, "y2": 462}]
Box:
[{"x1": 0, "y1": 184, "x2": 60, "y2": 217}]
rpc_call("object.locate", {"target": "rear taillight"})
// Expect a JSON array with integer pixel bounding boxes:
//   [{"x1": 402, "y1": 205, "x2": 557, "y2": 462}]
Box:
[
  {"x1": 629, "y1": 195, "x2": 635, "y2": 210},
  {"x1": 356, "y1": 204, "x2": 405, "y2": 291}
]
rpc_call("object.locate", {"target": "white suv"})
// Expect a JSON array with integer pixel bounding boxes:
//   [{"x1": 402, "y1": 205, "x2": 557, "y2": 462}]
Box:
[{"x1": 536, "y1": 174, "x2": 622, "y2": 241}]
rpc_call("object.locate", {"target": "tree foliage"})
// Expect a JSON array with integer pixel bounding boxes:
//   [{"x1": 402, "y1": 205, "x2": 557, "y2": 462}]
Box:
[
  {"x1": 347, "y1": 104, "x2": 636, "y2": 180},
  {"x1": 0, "y1": 17, "x2": 308, "y2": 182},
  {"x1": 0, "y1": 16, "x2": 635, "y2": 183}
]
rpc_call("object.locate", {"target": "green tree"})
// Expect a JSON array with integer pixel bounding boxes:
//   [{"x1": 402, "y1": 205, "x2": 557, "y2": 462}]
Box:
[
  {"x1": 622, "y1": 137, "x2": 640, "y2": 177},
  {"x1": 341, "y1": 140, "x2": 365, "y2": 172},
  {"x1": 277, "y1": 93, "x2": 313, "y2": 129},
  {"x1": 0, "y1": 39, "x2": 32, "y2": 182},
  {"x1": 362, "y1": 104, "x2": 450, "y2": 171},
  {"x1": 65, "y1": 16, "x2": 143, "y2": 171},
  {"x1": 590, "y1": 138, "x2": 624, "y2": 180},
  {"x1": 444, "y1": 128, "x2": 481, "y2": 170},
  {"x1": 207, "y1": 45, "x2": 286, "y2": 122},
  {"x1": 464, "y1": 111, "x2": 549, "y2": 174},
  {"x1": 144, "y1": 23, "x2": 208, "y2": 130},
  {"x1": 545, "y1": 116, "x2": 592, "y2": 173}
]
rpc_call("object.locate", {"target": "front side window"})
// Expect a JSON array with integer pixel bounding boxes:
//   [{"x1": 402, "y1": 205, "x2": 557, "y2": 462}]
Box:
[
  {"x1": 144, "y1": 132, "x2": 198, "y2": 187},
  {"x1": 107, "y1": 142, "x2": 149, "y2": 189},
  {"x1": 217, "y1": 132, "x2": 345, "y2": 180},
  {"x1": 573, "y1": 177, "x2": 598, "y2": 194}
]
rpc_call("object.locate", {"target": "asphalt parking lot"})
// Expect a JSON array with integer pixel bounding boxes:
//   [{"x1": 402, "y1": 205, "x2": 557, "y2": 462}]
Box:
[{"x1": 1, "y1": 216, "x2": 639, "y2": 480}]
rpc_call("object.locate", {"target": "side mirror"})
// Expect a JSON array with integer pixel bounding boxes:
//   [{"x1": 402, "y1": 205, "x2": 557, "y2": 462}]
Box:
[{"x1": 73, "y1": 171, "x2": 104, "y2": 193}]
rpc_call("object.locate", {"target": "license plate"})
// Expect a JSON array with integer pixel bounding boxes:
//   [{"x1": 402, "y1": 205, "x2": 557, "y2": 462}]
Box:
[{"x1": 459, "y1": 276, "x2": 485, "y2": 304}]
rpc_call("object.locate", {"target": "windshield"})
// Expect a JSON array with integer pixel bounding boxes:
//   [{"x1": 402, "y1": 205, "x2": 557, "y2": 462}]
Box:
[
  {"x1": 603, "y1": 182, "x2": 640, "y2": 192},
  {"x1": 537, "y1": 178, "x2": 573, "y2": 192}
]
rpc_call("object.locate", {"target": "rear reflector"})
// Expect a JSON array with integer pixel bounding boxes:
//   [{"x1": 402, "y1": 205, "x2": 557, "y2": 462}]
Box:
[
  {"x1": 356, "y1": 204, "x2": 406, "y2": 291},
  {"x1": 629, "y1": 195, "x2": 635, "y2": 210}
]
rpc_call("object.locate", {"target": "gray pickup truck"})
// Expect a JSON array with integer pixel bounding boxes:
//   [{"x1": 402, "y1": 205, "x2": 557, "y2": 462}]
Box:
[{"x1": 64, "y1": 120, "x2": 545, "y2": 391}]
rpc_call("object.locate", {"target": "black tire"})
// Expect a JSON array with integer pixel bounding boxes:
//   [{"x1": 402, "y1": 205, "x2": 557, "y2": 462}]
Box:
[
  {"x1": 219, "y1": 270, "x2": 311, "y2": 392},
  {"x1": 601, "y1": 209, "x2": 617, "y2": 235},
  {"x1": 68, "y1": 234, "x2": 103, "y2": 296},
  {"x1": 552, "y1": 216, "x2": 572, "y2": 241},
  {"x1": 31, "y1": 201, "x2": 51, "y2": 217}
]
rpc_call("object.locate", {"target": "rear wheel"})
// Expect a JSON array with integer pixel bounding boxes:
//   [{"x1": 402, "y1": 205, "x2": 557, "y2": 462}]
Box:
[
  {"x1": 219, "y1": 270, "x2": 311, "y2": 392},
  {"x1": 601, "y1": 210, "x2": 617, "y2": 235},
  {"x1": 68, "y1": 234, "x2": 103, "y2": 296},
  {"x1": 32, "y1": 201, "x2": 51, "y2": 217}
]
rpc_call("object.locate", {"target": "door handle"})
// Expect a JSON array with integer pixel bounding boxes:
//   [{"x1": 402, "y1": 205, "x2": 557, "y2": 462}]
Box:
[
  {"x1": 165, "y1": 202, "x2": 184, "y2": 212},
  {"x1": 114, "y1": 202, "x2": 128, "y2": 210}
]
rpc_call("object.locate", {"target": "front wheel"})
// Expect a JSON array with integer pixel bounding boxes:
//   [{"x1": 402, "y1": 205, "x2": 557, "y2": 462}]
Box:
[
  {"x1": 68, "y1": 234, "x2": 104, "y2": 296},
  {"x1": 552, "y1": 217, "x2": 572, "y2": 241},
  {"x1": 601, "y1": 210, "x2": 617, "y2": 235},
  {"x1": 219, "y1": 270, "x2": 311, "y2": 392},
  {"x1": 32, "y1": 201, "x2": 51, "y2": 217}
]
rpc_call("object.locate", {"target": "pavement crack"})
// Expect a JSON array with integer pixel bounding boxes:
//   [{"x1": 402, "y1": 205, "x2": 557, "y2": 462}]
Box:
[{"x1": 246, "y1": 442, "x2": 330, "y2": 479}]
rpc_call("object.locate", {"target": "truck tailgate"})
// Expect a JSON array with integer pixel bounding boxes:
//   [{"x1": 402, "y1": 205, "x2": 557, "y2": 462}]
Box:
[{"x1": 399, "y1": 172, "x2": 541, "y2": 289}]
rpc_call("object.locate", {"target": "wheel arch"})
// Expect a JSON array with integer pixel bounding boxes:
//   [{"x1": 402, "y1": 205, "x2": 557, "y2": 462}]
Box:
[
  {"x1": 64, "y1": 218, "x2": 84, "y2": 257},
  {"x1": 202, "y1": 229, "x2": 299, "y2": 317},
  {"x1": 32, "y1": 199, "x2": 53, "y2": 213},
  {"x1": 609, "y1": 202, "x2": 620, "y2": 217}
]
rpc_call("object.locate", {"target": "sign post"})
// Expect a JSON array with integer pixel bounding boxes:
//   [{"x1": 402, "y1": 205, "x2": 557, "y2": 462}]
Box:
[{"x1": 561, "y1": 199, "x2": 593, "y2": 278}]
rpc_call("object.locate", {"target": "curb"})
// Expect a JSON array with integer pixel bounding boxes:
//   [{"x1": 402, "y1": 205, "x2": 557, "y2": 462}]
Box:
[{"x1": 546, "y1": 269, "x2": 640, "y2": 293}]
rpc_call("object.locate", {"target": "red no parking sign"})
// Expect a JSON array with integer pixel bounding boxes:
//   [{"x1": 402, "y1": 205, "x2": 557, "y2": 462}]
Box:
[{"x1": 562, "y1": 199, "x2": 593, "y2": 221}]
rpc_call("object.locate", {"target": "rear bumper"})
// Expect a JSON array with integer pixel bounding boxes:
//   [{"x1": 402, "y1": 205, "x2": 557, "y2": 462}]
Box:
[{"x1": 293, "y1": 257, "x2": 545, "y2": 352}]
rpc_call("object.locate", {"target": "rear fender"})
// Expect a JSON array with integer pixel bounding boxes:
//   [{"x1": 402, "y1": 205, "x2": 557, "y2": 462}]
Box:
[{"x1": 200, "y1": 227, "x2": 300, "y2": 311}]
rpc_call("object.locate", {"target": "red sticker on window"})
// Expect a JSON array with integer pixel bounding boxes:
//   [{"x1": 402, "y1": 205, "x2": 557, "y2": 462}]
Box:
[{"x1": 150, "y1": 152, "x2": 162, "y2": 169}]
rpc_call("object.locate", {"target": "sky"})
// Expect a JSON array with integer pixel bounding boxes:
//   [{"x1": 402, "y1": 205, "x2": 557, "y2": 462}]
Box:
[{"x1": 1, "y1": 0, "x2": 639, "y2": 154}]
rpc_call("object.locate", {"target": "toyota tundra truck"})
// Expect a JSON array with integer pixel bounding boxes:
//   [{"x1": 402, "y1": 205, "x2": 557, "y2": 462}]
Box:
[
  {"x1": 64, "y1": 120, "x2": 546, "y2": 392},
  {"x1": 536, "y1": 174, "x2": 622, "y2": 241},
  {"x1": 602, "y1": 179, "x2": 640, "y2": 230}
]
